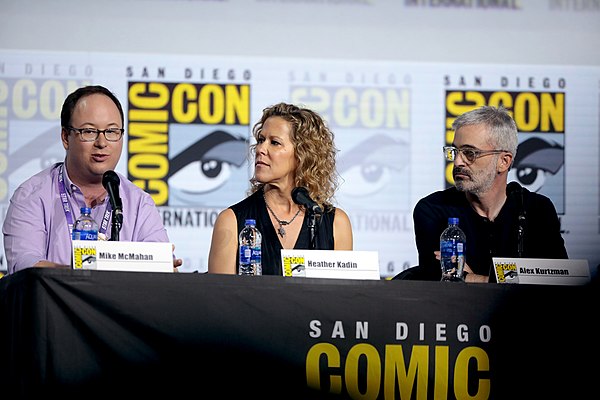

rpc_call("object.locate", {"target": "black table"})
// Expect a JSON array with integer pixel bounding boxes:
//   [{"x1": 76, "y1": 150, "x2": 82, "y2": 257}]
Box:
[{"x1": 1, "y1": 268, "x2": 597, "y2": 399}]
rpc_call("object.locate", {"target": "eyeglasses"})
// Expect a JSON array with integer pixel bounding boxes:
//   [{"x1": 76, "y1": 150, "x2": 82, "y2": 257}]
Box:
[
  {"x1": 66, "y1": 126, "x2": 124, "y2": 142},
  {"x1": 443, "y1": 146, "x2": 507, "y2": 164}
]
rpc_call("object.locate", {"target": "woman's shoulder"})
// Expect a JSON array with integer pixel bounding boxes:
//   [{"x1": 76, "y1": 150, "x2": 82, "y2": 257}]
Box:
[
  {"x1": 230, "y1": 190, "x2": 262, "y2": 210},
  {"x1": 215, "y1": 207, "x2": 236, "y2": 226},
  {"x1": 332, "y1": 206, "x2": 348, "y2": 219}
]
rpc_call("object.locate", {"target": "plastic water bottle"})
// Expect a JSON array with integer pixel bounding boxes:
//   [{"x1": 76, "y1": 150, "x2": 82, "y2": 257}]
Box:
[
  {"x1": 440, "y1": 217, "x2": 466, "y2": 282},
  {"x1": 239, "y1": 219, "x2": 262, "y2": 276},
  {"x1": 72, "y1": 207, "x2": 99, "y2": 241}
]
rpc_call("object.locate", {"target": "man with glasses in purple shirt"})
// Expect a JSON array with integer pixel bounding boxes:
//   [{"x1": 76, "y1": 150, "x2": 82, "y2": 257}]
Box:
[
  {"x1": 409, "y1": 105, "x2": 567, "y2": 283},
  {"x1": 2, "y1": 85, "x2": 182, "y2": 274}
]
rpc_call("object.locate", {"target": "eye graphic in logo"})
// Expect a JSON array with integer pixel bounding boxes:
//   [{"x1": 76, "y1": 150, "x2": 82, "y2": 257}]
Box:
[
  {"x1": 167, "y1": 129, "x2": 248, "y2": 205},
  {"x1": 504, "y1": 270, "x2": 518, "y2": 280},
  {"x1": 82, "y1": 255, "x2": 97, "y2": 265},
  {"x1": 291, "y1": 263, "x2": 306, "y2": 277},
  {"x1": 7, "y1": 125, "x2": 64, "y2": 196},
  {"x1": 337, "y1": 134, "x2": 409, "y2": 207},
  {"x1": 508, "y1": 137, "x2": 564, "y2": 193}
]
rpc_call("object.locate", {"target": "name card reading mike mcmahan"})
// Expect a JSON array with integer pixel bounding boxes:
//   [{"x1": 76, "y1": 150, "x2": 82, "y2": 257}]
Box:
[
  {"x1": 281, "y1": 249, "x2": 380, "y2": 280},
  {"x1": 72, "y1": 240, "x2": 174, "y2": 272}
]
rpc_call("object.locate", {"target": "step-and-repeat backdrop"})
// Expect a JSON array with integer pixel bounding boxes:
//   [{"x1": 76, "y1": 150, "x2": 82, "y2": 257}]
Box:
[{"x1": 1, "y1": 50, "x2": 598, "y2": 277}]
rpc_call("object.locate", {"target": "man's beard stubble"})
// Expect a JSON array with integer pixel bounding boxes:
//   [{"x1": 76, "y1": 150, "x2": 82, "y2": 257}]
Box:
[{"x1": 453, "y1": 162, "x2": 497, "y2": 196}]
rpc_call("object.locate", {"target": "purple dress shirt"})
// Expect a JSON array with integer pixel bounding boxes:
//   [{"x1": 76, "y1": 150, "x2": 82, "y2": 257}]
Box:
[{"x1": 3, "y1": 162, "x2": 170, "y2": 274}]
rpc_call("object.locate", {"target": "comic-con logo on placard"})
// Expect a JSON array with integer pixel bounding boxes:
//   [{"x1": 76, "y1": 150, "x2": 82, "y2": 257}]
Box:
[
  {"x1": 444, "y1": 90, "x2": 565, "y2": 213},
  {"x1": 127, "y1": 82, "x2": 250, "y2": 206}
]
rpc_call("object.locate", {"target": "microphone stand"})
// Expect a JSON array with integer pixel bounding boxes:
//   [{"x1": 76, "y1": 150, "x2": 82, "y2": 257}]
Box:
[
  {"x1": 308, "y1": 210, "x2": 321, "y2": 250},
  {"x1": 517, "y1": 215, "x2": 525, "y2": 257},
  {"x1": 515, "y1": 187, "x2": 526, "y2": 258},
  {"x1": 110, "y1": 209, "x2": 123, "y2": 241}
]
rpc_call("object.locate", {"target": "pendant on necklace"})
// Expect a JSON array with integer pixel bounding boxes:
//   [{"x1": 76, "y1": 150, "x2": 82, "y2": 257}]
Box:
[{"x1": 277, "y1": 220, "x2": 289, "y2": 237}]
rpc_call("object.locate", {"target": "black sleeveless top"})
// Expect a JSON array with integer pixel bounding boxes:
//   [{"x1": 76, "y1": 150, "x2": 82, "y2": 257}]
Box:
[{"x1": 230, "y1": 189, "x2": 335, "y2": 275}]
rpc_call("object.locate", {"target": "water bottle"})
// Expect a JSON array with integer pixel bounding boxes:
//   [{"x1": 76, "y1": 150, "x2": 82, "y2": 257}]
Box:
[
  {"x1": 238, "y1": 219, "x2": 262, "y2": 276},
  {"x1": 440, "y1": 217, "x2": 466, "y2": 282},
  {"x1": 72, "y1": 207, "x2": 99, "y2": 241}
]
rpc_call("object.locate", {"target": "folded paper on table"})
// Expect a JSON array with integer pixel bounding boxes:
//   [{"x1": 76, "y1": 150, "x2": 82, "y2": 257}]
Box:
[
  {"x1": 72, "y1": 240, "x2": 174, "y2": 272},
  {"x1": 281, "y1": 249, "x2": 380, "y2": 280}
]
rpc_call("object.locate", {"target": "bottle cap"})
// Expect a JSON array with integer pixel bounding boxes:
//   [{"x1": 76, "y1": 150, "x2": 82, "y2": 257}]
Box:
[
  {"x1": 81, "y1": 207, "x2": 92, "y2": 214},
  {"x1": 245, "y1": 219, "x2": 256, "y2": 225},
  {"x1": 448, "y1": 217, "x2": 459, "y2": 225}
]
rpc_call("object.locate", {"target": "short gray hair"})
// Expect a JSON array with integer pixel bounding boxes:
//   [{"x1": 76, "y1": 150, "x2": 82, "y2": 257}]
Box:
[{"x1": 452, "y1": 105, "x2": 518, "y2": 159}]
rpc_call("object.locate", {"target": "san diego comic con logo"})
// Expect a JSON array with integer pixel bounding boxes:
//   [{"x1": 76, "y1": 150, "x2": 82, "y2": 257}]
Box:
[
  {"x1": 0, "y1": 78, "x2": 90, "y2": 274},
  {"x1": 283, "y1": 255, "x2": 306, "y2": 277},
  {"x1": 290, "y1": 84, "x2": 413, "y2": 220},
  {"x1": 495, "y1": 262, "x2": 518, "y2": 283},
  {"x1": 127, "y1": 81, "x2": 250, "y2": 207},
  {"x1": 444, "y1": 89, "x2": 566, "y2": 213},
  {"x1": 0, "y1": 78, "x2": 89, "y2": 203},
  {"x1": 289, "y1": 79, "x2": 416, "y2": 276},
  {"x1": 305, "y1": 319, "x2": 493, "y2": 399}
]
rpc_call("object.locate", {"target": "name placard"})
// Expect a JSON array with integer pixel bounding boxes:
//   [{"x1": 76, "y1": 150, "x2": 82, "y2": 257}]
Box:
[
  {"x1": 492, "y1": 257, "x2": 590, "y2": 285},
  {"x1": 281, "y1": 249, "x2": 380, "y2": 280},
  {"x1": 72, "y1": 240, "x2": 174, "y2": 273}
]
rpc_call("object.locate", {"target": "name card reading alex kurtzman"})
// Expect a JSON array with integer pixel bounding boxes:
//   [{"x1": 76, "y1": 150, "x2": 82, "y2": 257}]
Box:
[
  {"x1": 281, "y1": 249, "x2": 380, "y2": 280},
  {"x1": 72, "y1": 240, "x2": 174, "y2": 272},
  {"x1": 492, "y1": 257, "x2": 590, "y2": 285}
]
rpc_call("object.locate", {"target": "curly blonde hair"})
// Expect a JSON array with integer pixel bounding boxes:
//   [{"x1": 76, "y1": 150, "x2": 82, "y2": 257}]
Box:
[{"x1": 249, "y1": 102, "x2": 339, "y2": 210}]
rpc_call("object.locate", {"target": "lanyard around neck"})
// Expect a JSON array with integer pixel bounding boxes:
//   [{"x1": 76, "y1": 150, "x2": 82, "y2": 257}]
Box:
[{"x1": 58, "y1": 163, "x2": 112, "y2": 237}]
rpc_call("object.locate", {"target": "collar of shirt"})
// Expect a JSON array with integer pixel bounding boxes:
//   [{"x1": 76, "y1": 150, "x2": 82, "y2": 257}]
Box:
[{"x1": 61, "y1": 162, "x2": 107, "y2": 208}]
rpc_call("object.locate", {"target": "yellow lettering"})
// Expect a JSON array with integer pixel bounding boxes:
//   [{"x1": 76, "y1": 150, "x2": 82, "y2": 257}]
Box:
[
  {"x1": 454, "y1": 347, "x2": 490, "y2": 400},
  {"x1": 345, "y1": 343, "x2": 381, "y2": 399},
  {"x1": 384, "y1": 344, "x2": 429, "y2": 400},
  {"x1": 306, "y1": 343, "x2": 343, "y2": 395}
]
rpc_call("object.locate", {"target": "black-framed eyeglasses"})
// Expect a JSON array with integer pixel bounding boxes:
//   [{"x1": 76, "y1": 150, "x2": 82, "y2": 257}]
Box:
[
  {"x1": 66, "y1": 126, "x2": 124, "y2": 142},
  {"x1": 443, "y1": 146, "x2": 507, "y2": 164}
]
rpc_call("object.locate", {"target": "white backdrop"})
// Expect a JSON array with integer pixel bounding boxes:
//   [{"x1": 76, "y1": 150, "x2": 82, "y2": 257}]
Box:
[{"x1": 1, "y1": 1, "x2": 598, "y2": 278}]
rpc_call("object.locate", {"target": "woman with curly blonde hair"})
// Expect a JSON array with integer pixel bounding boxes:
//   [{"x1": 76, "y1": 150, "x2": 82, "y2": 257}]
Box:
[{"x1": 208, "y1": 102, "x2": 353, "y2": 275}]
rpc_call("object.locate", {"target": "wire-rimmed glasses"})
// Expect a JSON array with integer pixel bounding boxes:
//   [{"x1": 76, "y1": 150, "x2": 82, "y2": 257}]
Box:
[{"x1": 443, "y1": 146, "x2": 507, "y2": 164}]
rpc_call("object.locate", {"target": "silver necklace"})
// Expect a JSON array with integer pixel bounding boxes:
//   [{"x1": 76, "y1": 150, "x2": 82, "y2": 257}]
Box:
[{"x1": 264, "y1": 193, "x2": 302, "y2": 238}]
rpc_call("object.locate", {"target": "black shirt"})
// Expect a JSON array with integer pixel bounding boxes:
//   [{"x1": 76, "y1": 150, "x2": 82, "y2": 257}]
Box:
[
  {"x1": 413, "y1": 185, "x2": 568, "y2": 281},
  {"x1": 230, "y1": 189, "x2": 335, "y2": 275}
]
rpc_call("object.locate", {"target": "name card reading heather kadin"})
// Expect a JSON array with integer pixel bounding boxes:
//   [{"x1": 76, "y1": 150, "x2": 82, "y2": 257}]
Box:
[
  {"x1": 281, "y1": 250, "x2": 380, "y2": 280},
  {"x1": 492, "y1": 258, "x2": 590, "y2": 285},
  {"x1": 72, "y1": 240, "x2": 174, "y2": 273}
]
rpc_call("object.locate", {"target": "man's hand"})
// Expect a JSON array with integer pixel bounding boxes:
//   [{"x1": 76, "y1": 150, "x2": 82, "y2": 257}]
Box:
[
  {"x1": 434, "y1": 251, "x2": 489, "y2": 283},
  {"x1": 172, "y1": 244, "x2": 183, "y2": 272},
  {"x1": 462, "y1": 264, "x2": 489, "y2": 283},
  {"x1": 33, "y1": 261, "x2": 70, "y2": 268}
]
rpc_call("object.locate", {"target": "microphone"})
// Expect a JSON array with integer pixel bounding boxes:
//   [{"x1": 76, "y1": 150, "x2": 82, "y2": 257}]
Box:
[
  {"x1": 292, "y1": 187, "x2": 323, "y2": 214},
  {"x1": 102, "y1": 170, "x2": 123, "y2": 233},
  {"x1": 507, "y1": 181, "x2": 522, "y2": 196},
  {"x1": 507, "y1": 182, "x2": 525, "y2": 218}
]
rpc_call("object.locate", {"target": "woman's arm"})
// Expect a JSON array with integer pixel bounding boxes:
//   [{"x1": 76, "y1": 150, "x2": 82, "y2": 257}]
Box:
[
  {"x1": 207, "y1": 209, "x2": 239, "y2": 274},
  {"x1": 333, "y1": 208, "x2": 353, "y2": 250}
]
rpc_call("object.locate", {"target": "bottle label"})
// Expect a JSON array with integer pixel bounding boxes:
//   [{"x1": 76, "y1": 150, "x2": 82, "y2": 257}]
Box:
[
  {"x1": 240, "y1": 245, "x2": 252, "y2": 264},
  {"x1": 440, "y1": 239, "x2": 456, "y2": 257},
  {"x1": 78, "y1": 230, "x2": 98, "y2": 241},
  {"x1": 251, "y1": 247, "x2": 261, "y2": 264}
]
